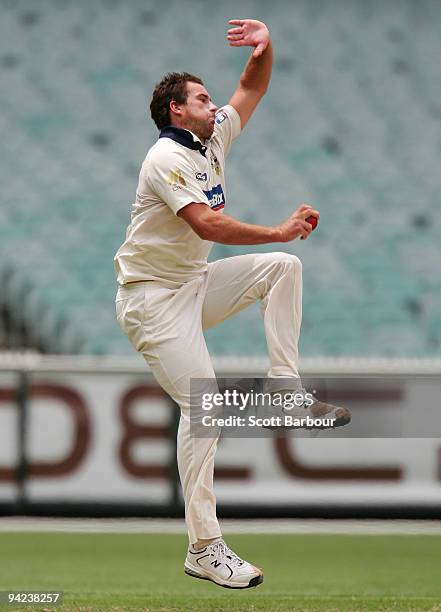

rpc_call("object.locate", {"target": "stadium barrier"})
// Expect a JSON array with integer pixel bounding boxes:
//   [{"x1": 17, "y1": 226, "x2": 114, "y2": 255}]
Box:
[{"x1": 0, "y1": 353, "x2": 441, "y2": 519}]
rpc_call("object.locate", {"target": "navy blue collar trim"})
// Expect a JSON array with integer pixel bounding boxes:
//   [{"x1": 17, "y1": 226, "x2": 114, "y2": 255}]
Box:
[{"x1": 159, "y1": 126, "x2": 207, "y2": 157}]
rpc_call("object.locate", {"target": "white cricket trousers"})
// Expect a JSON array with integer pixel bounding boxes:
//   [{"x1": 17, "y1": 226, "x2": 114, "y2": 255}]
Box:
[{"x1": 115, "y1": 252, "x2": 302, "y2": 544}]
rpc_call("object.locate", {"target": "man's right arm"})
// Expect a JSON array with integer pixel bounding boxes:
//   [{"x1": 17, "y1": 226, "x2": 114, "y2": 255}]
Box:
[{"x1": 178, "y1": 202, "x2": 319, "y2": 245}]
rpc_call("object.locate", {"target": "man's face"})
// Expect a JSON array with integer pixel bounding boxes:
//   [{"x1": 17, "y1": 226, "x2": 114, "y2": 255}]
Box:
[{"x1": 172, "y1": 82, "x2": 218, "y2": 140}]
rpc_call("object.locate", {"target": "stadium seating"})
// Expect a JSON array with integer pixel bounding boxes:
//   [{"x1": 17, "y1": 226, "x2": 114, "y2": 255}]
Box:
[{"x1": 1, "y1": 0, "x2": 440, "y2": 356}]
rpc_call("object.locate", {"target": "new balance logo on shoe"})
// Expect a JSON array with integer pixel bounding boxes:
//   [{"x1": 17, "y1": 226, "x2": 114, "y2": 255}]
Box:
[{"x1": 184, "y1": 539, "x2": 263, "y2": 589}]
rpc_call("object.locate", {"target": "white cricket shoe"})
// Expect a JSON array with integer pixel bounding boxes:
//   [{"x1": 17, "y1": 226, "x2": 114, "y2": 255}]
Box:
[{"x1": 184, "y1": 539, "x2": 263, "y2": 589}]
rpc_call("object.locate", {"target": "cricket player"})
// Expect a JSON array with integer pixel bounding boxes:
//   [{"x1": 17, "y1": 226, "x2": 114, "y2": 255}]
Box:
[{"x1": 114, "y1": 19, "x2": 350, "y2": 589}]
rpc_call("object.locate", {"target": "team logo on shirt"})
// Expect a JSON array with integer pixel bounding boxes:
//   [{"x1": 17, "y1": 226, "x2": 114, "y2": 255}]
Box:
[
  {"x1": 210, "y1": 151, "x2": 221, "y2": 176},
  {"x1": 195, "y1": 172, "x2": 207, "y2": 181},
  {"x1": 215, "y1": 111, "x2": 227, "y2": 124},
  {"x1": 168, "y1": 169, "x2": 186, "y2": 191},
  {"x1": 203, "y1": 184, "x2": 225, "y2": 211}
]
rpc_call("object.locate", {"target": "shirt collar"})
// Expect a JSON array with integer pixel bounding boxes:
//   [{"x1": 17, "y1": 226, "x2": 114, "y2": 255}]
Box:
[{"x1": 159, "y1": 126, "x2": 208, "y2": 157}]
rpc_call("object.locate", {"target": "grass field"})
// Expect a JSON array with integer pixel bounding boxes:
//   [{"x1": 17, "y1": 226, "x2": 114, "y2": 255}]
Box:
[{"x1": 0, "y1": 532, "x2": 440, "y2": 611}]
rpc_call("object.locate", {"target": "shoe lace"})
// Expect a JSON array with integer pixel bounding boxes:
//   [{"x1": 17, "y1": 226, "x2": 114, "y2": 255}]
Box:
[{"x1": 211, "y1": 540, "x2": 245, "y2": 568}]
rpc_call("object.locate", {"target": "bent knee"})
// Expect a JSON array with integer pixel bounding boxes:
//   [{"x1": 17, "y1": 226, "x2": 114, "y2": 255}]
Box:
[{"x1": 271, "y1": 251, "x2": 302, "y2": 271}]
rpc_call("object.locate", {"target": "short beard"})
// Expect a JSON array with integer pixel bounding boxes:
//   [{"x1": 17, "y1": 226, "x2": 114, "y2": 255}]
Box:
[{"x1": 186, "y1": 118, "x2": 214, "y2": 142}]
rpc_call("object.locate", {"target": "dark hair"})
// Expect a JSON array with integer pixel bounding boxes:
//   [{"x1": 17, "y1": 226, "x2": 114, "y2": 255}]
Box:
[{"x1": 150, "y1": 72, "x2": 204, "y2": 130}]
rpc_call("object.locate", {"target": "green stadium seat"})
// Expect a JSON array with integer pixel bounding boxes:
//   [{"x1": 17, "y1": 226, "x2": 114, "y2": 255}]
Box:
[{"x1": 1, "y1": 0, "x2": 440, "y2": 356}]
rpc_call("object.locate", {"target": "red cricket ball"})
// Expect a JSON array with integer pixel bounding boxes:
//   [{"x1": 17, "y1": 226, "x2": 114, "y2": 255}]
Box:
[{"x1": 306, "y1": 215, "x2": 318, "y2": 230}]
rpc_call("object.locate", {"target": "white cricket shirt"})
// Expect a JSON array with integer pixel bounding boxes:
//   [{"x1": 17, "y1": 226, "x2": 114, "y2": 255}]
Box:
[{"x1": 114, "y1": 104, "x2": 241, "y2": 287}]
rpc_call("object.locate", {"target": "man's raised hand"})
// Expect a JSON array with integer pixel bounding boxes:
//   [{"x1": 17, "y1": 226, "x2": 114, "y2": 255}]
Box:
[{"x1": 227, "y1": 19, "x2": 270, "y2": 58}]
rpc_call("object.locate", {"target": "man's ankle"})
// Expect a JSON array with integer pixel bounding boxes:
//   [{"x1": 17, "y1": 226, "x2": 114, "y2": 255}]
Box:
[{"x1": 192, "y1": 536, "x2": 222, "y2": 551}]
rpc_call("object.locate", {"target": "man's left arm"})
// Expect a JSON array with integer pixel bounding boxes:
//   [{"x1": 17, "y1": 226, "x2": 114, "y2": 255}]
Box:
[{"x1": 227, "y1": 19, "x2": 273, "y2": 130}]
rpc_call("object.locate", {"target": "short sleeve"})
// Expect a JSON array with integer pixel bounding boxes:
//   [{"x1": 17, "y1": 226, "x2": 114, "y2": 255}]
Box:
[
  {"x1": 147, "y1": 148, "x2": 209, "y2": 215},
  {"x1": 212, "y1": 104, "x2": 241, "y2": 158}
]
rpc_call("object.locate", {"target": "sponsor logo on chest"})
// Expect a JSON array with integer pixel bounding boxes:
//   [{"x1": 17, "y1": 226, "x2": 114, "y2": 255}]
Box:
[{"x1": 203, "y1": 184, "x2": 225, "y2": 211}]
